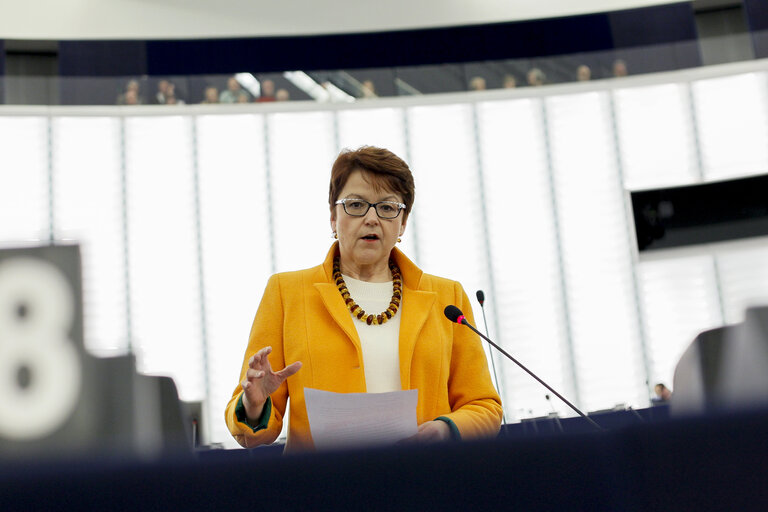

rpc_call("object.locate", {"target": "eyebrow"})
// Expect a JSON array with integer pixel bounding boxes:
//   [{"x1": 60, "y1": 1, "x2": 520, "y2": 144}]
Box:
[{"x1": 345, "y1": 193, "x2": 399, "y2": 202}]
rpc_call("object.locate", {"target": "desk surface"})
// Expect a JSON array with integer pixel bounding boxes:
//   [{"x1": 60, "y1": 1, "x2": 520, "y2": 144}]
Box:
[{"x1": 2, "y1": 405, "x2": 767, "y2": 511}]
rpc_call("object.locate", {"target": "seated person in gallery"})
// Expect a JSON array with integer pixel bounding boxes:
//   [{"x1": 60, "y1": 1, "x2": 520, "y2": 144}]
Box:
[
  {"x1": 225, "y1": 146, "x2": 502, "y2": 452},
  {"x1": 653, "y1": 383, "x2": 672, "y2": 403}
]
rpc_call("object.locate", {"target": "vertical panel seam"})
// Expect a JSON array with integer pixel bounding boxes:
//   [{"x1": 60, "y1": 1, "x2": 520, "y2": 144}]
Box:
[
  {"x1": 608, "y1": 90, "x2": 654, "y2": 399},
  {"x1": 190, "y1": 116, "x2": 212, "y2": 437},
  {"x1": 470, "y1": 101, "x2": 507, "y2": 418},
  {"x1": 47, "y1": 116, "x2": 54, "y2": 242},
  {"x1": 688, "y1": 81, "x2": 727, "y2": 324},
  {"x1": 263, "y1": 114, "x2": 277, "y2": 275},
  {"x1": 401, "y1": 107, "x2": 421, "y2": 264},
  {"x1": 687, "y1": 82, "x2": 706, "y2": 182},
  {"x1": 119, "y1": 116, "x2": 133, "y2": 351},
  {"x1": 540, "y1": 98, "x2": 581, "y2": 408}
]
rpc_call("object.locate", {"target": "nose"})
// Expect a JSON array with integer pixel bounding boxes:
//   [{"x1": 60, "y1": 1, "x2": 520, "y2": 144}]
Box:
[{"x1": 363, "y1": 205, "x2": 380, "y2": 224}]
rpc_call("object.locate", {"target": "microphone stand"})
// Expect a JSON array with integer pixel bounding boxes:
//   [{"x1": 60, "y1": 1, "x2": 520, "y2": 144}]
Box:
[{"x1": 476, "y1": 291, "x2": 507, "y2": 425}]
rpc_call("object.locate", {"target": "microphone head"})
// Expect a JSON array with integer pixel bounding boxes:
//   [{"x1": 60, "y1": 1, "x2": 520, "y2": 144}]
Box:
[
  {"x1": 476, "y1": 290, "x2": 485, "y2": 305},
  {"x1": 444, "y1": 305, "x2": 464, "y2": 324}
]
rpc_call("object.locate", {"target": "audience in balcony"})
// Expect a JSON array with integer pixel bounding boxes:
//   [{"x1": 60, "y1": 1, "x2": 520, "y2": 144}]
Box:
[
  {"x1": 220, "y1": 77, "x2": 246, "y2": 103},
  {"x1": 503, "y1": 74, "x2": 517, "y2": 88},
  {"x1": 360, "y1": 79, "x2": 377, "y2": 99},
  {"x1": 116, "y1": 79, "x2": 143, "y2": 105},
  {"x1": 527, "y1": 68, "x2": 546, "y2": 87},
  {"x1": 469, "y1": 76, "x2": 487, "y2": 91},
  {"x1": 256, "y1": 79, "x2": 277, "y2": 102},
  {"x1": 165, "y1": 82, "x2": 185, "y2": 104},
  {"x1": 613, "y1": 59, "x2": 628, "y2": 77},
  {"x1": 276, "y1": 88, "x2": 290, "y2": 101},
  {"x1": 201, "y1": 86, "x2": 219, "y2": 104},
  {"x1": 153, "y1": 80, "x2": 171, "y2": 104},
  {"x1": 150, "y1": 79, "x2": 186, "y2": 105},
  {"x1": 113, "y1": 56, "x2": 633, "y2": 108}
]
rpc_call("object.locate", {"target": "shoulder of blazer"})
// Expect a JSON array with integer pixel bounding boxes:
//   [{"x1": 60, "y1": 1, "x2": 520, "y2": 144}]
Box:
[
  {"x1": 413, "y1": 272, "x2": 459, "y2": 296},
  {"x1": 273, "y1": 262, "x2": 328, "y2": 289}
]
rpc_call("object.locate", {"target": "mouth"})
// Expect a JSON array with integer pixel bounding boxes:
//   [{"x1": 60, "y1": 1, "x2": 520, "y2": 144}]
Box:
[{"x1": 361, "y1": 234, "x2": 380, "y2": 241}]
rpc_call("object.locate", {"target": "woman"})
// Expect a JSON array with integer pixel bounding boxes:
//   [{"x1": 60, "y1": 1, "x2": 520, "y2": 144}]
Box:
[{"x1": 225, "y1": 146, "x2": 502, "y2": 452}]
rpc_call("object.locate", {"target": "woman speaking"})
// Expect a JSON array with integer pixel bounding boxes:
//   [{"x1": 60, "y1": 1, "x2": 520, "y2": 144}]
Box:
[{"x1": 225, "y1": 146, "x2": 502, "y2": 452}]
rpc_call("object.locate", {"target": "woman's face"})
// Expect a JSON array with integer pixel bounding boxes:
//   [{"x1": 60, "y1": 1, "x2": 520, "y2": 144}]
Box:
[{"x1": 331, "y1": 169, "x2": 407, "y2": 274}]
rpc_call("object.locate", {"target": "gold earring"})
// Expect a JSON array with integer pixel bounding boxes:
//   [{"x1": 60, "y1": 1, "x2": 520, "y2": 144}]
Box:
[
  {"x1": 397, "y1": 237, "x2": 402, "y2": 243},
  {"x1": 333, "y1": 232, "x2": 338, "y2": 239}
]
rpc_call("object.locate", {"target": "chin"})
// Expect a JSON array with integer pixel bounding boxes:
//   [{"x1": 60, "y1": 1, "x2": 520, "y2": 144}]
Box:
[{"x1": 353, "y1": 247, "x2": 388, "y2": 262}]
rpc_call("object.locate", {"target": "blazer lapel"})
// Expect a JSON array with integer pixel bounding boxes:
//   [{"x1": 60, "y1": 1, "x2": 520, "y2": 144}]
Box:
[
  {"x1": 398, "y1": 287, "x2": 436, "y2": 390},
  {"x1": 314, "y1": 283, "x2": 362, "y2": 353}
]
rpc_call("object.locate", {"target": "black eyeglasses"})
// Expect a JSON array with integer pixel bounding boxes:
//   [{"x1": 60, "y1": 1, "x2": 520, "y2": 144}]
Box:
[{"x1": 335, "y1": 198, "x2": 406, "y2": 219}]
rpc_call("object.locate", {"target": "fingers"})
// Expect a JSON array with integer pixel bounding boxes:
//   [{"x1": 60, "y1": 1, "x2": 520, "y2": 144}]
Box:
[
  {"x1": 275, "y1": 361, "x2": 303, "y2": 379},
  {"x1": 246, "y1": 368, "x2": 265, "y2": 380},
  {"x1": 400, "y1": 421, "x2": 450, "y2": 444},
  {"x1": 248, "y1": 346, "x2": 273, "y2": 369}
]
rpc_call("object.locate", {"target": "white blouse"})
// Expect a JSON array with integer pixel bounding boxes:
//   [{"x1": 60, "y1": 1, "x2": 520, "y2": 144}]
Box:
[{"x1": 342, "y1": 275, "x2": 403, "y2": 393}]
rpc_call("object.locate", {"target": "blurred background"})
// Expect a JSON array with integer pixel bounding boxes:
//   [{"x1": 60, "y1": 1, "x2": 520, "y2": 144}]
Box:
[{"x1": 2, "y1": 0, "x2": 768, "y2": 449}]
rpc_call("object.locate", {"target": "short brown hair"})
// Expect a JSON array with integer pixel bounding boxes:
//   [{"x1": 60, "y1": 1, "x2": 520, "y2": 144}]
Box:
[{"x1": 329, "y1": 146, "x2": 415, "y2": 220}]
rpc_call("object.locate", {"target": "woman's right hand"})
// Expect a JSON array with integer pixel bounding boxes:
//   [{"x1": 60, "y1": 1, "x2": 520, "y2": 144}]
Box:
[{"x1": 241, "y1": 346, "x2": 303, "y2": 423}]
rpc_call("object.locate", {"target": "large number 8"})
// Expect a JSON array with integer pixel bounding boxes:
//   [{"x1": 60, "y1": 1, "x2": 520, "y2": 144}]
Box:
[{"x1": 0, "y1": 257, "x2": 82, "y2": 440}]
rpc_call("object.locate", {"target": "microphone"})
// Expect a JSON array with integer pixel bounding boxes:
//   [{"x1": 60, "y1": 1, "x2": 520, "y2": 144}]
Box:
[
  {"x1": 444, "y1": 305, "x2": 604, "y2": 431},
  {"x1": 474, "y1": 290, "x2": 506, "y2": 425}
]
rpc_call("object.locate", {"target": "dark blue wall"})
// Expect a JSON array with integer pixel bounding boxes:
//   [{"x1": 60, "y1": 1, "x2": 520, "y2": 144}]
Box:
[
  {"x1": 56, "y1": 2, "x2": 699, "y2": 77},
  {"x1": 0, "y1": 40, "x2": 5, "y2": 104},
  {"x1": 744, "y1": 0, "x2": 768, "y2": 58}
]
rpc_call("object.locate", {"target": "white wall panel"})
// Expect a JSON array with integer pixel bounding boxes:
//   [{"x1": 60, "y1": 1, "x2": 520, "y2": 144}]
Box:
[
  {"x1": 637, "y1": 255, "x2": 723, "y2": 391},
  {"x1": 406, "y1": 104, "x2": 490, "y2": 298},
  {"x1": 547, "y1": 91, "x2": 646, "y2": 411},
  {"x1": 267, "y1": 111, "x2": 337, "y2": 273},
  {"x1": 124, "y1": 116, "x2": 204, "y2": 401},
  {"x1": 614, "y1": 83, "x2": 699, "y2": 190},
  {"x1": 0, "y1": 117, "x2": 49, "y2": 242},
  {"x1": 477, "y1": 98, "x2": 570, "y2": 418},
  {"x1": 716, "y1": 243, "x2": 768, "y2": 324},
  {"x1": 52, "y1": 117, "x2": 125, "y2": 356},
  {"x1": 693, "y1": 73, "x2": 768, "y2": 181},
  {"x1": 196, "y1": 113, "x2": 272, "y2": 447}
]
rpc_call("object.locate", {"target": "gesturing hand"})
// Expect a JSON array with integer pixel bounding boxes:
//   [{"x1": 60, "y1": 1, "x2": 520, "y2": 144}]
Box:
[{"x1": 241, "y1": 346, "x2": 302, "y2": 422}]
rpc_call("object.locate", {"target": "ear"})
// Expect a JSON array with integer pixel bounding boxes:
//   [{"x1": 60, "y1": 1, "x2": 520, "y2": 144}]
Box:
[
  {"x1": 399, "y1": 215, "x2": 407, "y2": 236},
  {"x1": 330, "y1": 212, "x2": 337, "y2": 234}
]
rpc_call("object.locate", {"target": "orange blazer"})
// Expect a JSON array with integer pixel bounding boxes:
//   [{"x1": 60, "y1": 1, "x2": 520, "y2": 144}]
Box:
[{"x1": 225, "y1": 243, "x2": 502, "y2": 452}]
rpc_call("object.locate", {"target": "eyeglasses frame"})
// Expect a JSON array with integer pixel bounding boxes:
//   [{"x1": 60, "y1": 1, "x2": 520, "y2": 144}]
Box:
[{"x1": 335, "y1": 198, "x2": 406, "y2": 219}]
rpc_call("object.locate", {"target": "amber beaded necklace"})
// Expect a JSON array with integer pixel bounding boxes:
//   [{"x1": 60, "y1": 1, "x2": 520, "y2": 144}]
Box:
[{"x1": 333, "y1": 255, "x2": 402, "y2": 325}]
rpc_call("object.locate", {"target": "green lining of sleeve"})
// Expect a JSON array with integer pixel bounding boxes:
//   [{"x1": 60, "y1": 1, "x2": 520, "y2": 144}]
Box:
[
  {"x1": 435, "y1": 416, "x2": 461, "y2": 440},
  {"x1": 235, "y1": 394, "x2": 272, "y2": 432}
]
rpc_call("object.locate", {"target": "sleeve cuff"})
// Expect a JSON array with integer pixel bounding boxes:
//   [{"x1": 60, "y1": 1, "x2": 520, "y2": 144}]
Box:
[
  {"x1": 235, "y1": 394, "x2": 272, "y2": 432},
  {"x1": 435, "y1": 416, "x2": 461, "y2": 440}
]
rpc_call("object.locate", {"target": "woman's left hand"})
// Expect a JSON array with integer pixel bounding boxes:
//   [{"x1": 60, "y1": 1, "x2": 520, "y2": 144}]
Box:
[{"x1": 404, "y1": 420, "x2": 451, "y2": 443}]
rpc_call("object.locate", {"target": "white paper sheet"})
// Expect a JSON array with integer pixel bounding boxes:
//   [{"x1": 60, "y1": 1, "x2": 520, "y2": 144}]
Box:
[{"x1": 304, "y1": 388, "x2": 419, "y2": 450}]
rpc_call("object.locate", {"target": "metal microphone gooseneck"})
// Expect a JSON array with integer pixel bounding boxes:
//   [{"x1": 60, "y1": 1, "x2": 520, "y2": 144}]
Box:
[{"x1": 444, "y1": 305, "x2": 604, "y2": 432}]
